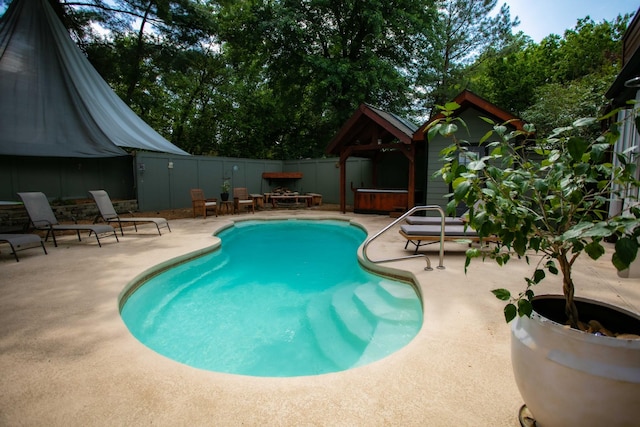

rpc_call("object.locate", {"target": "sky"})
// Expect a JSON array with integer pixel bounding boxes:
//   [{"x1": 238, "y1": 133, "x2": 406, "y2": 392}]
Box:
[{"x1": 503, "y1": 0, "x2": 639, "y2": 42}]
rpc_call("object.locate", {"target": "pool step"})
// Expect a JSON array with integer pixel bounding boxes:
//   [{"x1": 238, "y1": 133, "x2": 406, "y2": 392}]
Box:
[
  {"x1": 307, "y1": 292, "x2": 362, "y2": 369},
  {"x1": 352, "y1": 283, "x2": 421, "y2": 322},
  {"x1": 331, "y1": 285, "x2": 375, "y2": 344},
  {"x1": 308, "y1": 281, "x2": 422, "y2": 370},
  {"x1": 378, "y1": 280, "x2": 420, "y2": 302},
  {"x1": 331, "y1": 282, "x2": 420, "y2": 344},
  {"x1": 354, "y1": 321, "x2": 420, "y2": 367}
]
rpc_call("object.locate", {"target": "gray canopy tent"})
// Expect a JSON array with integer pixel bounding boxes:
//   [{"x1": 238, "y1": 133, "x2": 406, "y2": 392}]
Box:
[{"x1": 0, "y1": 0, "x2": 189, "y2": 158}]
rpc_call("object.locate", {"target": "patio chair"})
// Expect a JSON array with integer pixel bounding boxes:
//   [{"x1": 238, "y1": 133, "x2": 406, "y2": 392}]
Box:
[
  {"x1": 233, "y1": 187, "x2": 255, "y2": 214},
  {"x1": 17, "y1": 192, "x2": 118, "y2": 247},
  {"x1": 190, "y1": 189, "x2": 217, "y2": 218},
  {"x1": 0, "y1": 233, "x2": 47, "y2": 262},
  {"x1": 399, "y1": 223, "x2": 496, "y2": 254},
  {"x1": 89, "y1": 190, "x2": 170, "y2": 236}
]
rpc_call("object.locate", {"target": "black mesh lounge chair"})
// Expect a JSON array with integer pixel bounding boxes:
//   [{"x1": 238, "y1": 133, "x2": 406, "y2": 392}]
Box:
[
  {"x1": 17, "y1": 192, "x2": 118, "y2": 247},
  {"x1": 89, "y1": 190, "x2": 170, "y2": 236},
  {"x1": 0, "y1": 233, "x2": 47, "y2": 262}
]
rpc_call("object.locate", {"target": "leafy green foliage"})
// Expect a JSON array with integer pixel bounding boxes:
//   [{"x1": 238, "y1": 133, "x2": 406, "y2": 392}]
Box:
[
  {"x1": 419, "y1": 0, "x2": 518, "y2": 115},
  {"x1": 467, "y1": 14, "x2": 631, "y2": 128},
  {"x1": 430, "y1": 102, "x2": 640, "y2": 327},
  {"x1": 215, "y1": 0, "x2": 439, "y2": 158}
]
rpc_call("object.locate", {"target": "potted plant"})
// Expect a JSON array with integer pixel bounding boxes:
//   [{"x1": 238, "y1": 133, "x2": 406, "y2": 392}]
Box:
[
  {"x1": 427, "y1": 102, "x2": 640, "y2": 427},
  {"x1": 220, "y1": 180, "x2": 231, "y2": 201}
]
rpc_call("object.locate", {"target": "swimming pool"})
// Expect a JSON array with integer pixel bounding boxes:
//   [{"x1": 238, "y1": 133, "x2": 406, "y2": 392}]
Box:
[{"x1": 120, "y1": 219, "x2": 423, "y2": 377}]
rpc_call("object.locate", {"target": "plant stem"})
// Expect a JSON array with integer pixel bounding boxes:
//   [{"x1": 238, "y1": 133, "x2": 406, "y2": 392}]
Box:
[{"x1": 558, "y1": 251, "x2": 580, "y2": 328}]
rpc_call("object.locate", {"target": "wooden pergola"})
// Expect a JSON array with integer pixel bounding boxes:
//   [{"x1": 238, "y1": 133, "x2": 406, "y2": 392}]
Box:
[
  {"x1": 325, "y1": 104, "x2": 418, "y2": 213},
  {"x1": 326, "y1": 92, "x2": 525, "y2": 214}
]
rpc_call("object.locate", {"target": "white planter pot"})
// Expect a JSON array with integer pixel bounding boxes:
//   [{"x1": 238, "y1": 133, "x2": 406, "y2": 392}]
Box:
[{"x1": 511, "y1": 296, "x2": 640, "y2": 427}]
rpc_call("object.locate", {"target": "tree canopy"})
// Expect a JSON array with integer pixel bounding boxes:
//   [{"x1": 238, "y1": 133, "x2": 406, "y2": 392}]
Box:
[{"x1": 467, "y1": 14, "x2": 631, "y2": 136}]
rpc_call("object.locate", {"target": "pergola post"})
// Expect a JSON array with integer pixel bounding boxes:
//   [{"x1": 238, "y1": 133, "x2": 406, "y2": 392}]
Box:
[{"x1": 339, "y1": 149, "x2": 351, "y2": 213}]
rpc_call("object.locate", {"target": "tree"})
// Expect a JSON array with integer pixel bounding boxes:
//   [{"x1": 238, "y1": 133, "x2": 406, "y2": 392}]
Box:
[
  {"x1": 418, "y1": 0, "x2": 518, "y2": 116},
  {"x1": 215, "y1": 0, "x2": 441, "y2": 158},
  {"x1": 468, "y1": 14, "x2": 631, "y2": 124}
]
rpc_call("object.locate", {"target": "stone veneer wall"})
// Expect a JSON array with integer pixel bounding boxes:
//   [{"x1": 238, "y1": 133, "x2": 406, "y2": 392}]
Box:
[{"x1": 0, "y1": 200, "x2": 138, "y2": 233}]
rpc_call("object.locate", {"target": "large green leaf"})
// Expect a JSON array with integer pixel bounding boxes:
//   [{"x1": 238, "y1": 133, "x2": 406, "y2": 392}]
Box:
[
  {"x1": 467, "y1": 160, "x2": 486, "y2": 171},
  {"x1": 491, "y1": 289, "x2": 511, "y2": 301},
  {"x1": 479, "y1": 130, "x2": 493, "y2": 144},
  {"x1": 441, "y1": 123, "x2": 458, "y2": 136},
  {"x1": 427, "y1": 123, "x2": 442, "y2": 142},
  {"x1": 504, "y1": 304, "x2": 517, "y2": 323},
  {"x1": 573, "y1": 117, "x2": 597, "y2": 127},
  {"x1": 533, "y1": 269, "x2": 545, "y2": 284},
  {"x1": 585, "y1": 241, "x2": 605, "y2": 260},
  {"x1": 567, "y1": 137, "x2": 589, "y2": 162},
  {"x1": 615, "y1": 237, "x2": 639, "y2": 266},
  {"x1": 444, "y1": 102, "x2": 461, "y2": 111},
  {"x1": 517, "y1": 299, "x2": 533, "y2": 317},
  {"x1": 453, "y1": 179, "x2": 471, "y2": 199},
  {"x1": 480, "y1": 116, "x2": 496, "y2": 125}
]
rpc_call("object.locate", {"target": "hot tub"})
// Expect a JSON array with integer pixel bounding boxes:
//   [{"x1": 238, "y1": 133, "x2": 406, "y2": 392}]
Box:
[{"x1": 353, "y1": 188, "x2": 408, "y2": 214}]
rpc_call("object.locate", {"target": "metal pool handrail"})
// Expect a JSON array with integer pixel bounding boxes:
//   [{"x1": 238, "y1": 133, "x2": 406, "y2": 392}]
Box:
[{"x1": 362, "y1": 205, "x2": 447, "y2": 271}]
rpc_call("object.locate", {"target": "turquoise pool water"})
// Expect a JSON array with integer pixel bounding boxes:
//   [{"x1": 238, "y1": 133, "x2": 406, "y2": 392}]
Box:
[{"x1": 121, "y1": 219, "x2": 423, "y2": 377}]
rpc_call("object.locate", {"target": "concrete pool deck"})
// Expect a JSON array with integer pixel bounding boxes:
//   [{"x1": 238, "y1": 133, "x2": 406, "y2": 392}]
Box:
[{"x1": 1, "y1": 209, "x2": 639, "y2": 426}]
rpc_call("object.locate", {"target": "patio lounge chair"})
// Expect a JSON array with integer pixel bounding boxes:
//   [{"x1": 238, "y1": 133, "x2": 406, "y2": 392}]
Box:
[
  {"x1": 17, "y1": 192, "x2": 118, "y2": 247},
  {"x1": 233, "y1": 187, "x2": 255, "y2": 214},
  {"x1": 89, "y1": 190, "x2": 170, "y2": 236},
  {"x1": 190, "y1": 189, "x2": 217, "y2": 218},
  {"x1": 0, "y1": 233, "x2": 47, "y2": 262},
  {"x1": 399, "y1": 223, "x2": 495, "y2": 254}
]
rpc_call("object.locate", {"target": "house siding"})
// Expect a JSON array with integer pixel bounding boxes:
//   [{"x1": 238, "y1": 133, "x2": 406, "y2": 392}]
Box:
[{"x1": 423, "y1": 108, "x2": 504, "y2": 213}]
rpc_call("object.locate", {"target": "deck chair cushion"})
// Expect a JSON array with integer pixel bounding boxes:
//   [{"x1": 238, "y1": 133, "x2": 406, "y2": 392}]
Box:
[
  {"x1": 400, "y1": 224, "x2": 476, "y2": 237},
  {"x1": 405, "y1": 216, "x2": 465, "y2": 226}
]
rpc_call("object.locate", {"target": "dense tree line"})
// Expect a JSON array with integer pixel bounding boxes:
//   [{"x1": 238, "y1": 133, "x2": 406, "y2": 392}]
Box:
[
  {"x1": 0, "y1": 0, "x2": 633, "y2": 158},
  {"x1": 468, "y1": 14, "x2": 631, "y2": 137}
]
